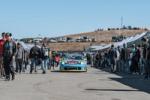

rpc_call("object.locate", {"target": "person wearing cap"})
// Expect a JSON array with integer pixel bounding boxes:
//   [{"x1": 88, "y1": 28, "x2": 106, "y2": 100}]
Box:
[
  {"x1": 0, "y1": 32, "x2": 6, "y2": 77},
  {"x1": 3, "y1": 33, "x2": 16, "y2": 80},
  {"x1": 29, "y1": 41, "x2": 41, "y2": 74}
]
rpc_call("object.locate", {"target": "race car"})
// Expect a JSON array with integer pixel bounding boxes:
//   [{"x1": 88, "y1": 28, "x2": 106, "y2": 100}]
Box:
[{"x1": 60, "y1": 54, "x2": 87, "y2": 72}]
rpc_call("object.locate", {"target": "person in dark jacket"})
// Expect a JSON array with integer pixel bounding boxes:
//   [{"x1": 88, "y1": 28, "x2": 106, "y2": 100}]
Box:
[
  {"x1": 3, "y1": 33, "x2": 16, "y2": 80},
  {"x1": 120, "y1": 44, "x2": 129, "y2": 73},
  {"x1": 41, "y1": 43, "x2": 49, "y2": 74},
  {"x1": 109, "y1": 44, "x2": 117, "y2": 72},
  {"x1": 29, "y1": 42, "x2": 41, "y2": 74},
  {"x1": 145, "y1": 41, "x2": 150, "y2": 79},
  {"x1": 131, "y1": 45, "x2": 141, "y2": 74},
  {"x1": 23, "y1": 50, "x2": 29, "y2": 72}
]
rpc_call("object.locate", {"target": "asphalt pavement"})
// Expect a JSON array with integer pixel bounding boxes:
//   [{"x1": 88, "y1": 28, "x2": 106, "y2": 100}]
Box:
[{"x1": 0, "y1": 67, "x2": 150, "y2": 100}]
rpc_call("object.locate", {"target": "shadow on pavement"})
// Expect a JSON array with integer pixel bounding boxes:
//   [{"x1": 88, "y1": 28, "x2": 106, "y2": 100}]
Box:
[
  {"x1": 109, "y1": 77, "x2": 150, "y2": 94},
  {"x1": 85, "y1": 88, "x2": 140, "y2": 92},
  {"x1": 51, "y1": 70, "x2": 87, "y2": 73},
  {"x1": 96, "y1": 67, "x2": 150, "y2": 94}
]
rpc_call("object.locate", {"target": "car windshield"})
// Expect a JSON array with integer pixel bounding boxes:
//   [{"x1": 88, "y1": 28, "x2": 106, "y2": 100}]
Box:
[{"x1": 64, "y1": 54, "x2": 83, "y2": 60}]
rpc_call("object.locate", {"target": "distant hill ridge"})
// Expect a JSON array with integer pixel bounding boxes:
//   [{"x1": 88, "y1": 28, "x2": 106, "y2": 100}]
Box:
[
  {"x1": 64, "y1": 29, "x2": 146, "y2": 42},
  {"x1": 48, "y1": 29, "x2": 147, "y2": 51}
]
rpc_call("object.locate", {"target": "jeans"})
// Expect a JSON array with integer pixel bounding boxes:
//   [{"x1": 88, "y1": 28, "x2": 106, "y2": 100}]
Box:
[
  {"x1": 0, "y1": 57, "x2": 4, "y2": 77},
  {"x1": 30, "y1": 58, "x2": 38, "y2": 73},
  {"x1": 145, "y1": 60, "x2": 150, "y2": 79},
  {"x1": 3, "y1": 58, "x2": 15, "y2": 80},
  {"x1": 47, "y1": 58, "x2": 51, "y2": 70},
  {"x1": 121, "y1": 60, "x2": 129, "y2": 73},
  {"x1": 41, "y1": 59, "x2": 48, "y2": 72},
  {"x1": 16, "y1": 59, "x2": 23, "y2": 73}
]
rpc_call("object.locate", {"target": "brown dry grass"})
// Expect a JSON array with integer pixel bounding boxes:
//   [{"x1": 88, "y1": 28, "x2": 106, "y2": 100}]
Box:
[
  {"x1": 48, "y1": 42, "x2": 91, "y2": 51},
  {"x1": 65, "y1": 30, "x2": 145, "y2": 42},
  {"x1": 48, "y1": 30, "x2": 146, "y2": 51}
]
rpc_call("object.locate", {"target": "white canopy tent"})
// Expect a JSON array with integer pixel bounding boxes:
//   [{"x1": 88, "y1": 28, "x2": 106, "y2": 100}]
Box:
[{"x1": 88, "y1": 32, "x2": 148, "y2": 51}]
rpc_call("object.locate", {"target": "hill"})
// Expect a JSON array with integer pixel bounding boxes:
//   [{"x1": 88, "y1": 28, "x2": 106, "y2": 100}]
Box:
[
  {"x1": 48, "y1": 29, "x2": 146, "y2": 51},
  {"x1": 65, "y1": 29, "x2": 146, "y2": 42}
]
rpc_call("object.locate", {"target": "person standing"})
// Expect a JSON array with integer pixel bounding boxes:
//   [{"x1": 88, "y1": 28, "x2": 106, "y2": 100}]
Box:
[
  {"x1": 55, "y1": 54, "x2": 60, "y2": 67},
  {"x1": 23, "y1": 50, "x2": 29, "y2": 72},
  {"x1": 3, "y1": 33, "x2": 16, "y2": 80},
  {"x1": 116, "y1": 47, "x2": 120, "y2": 72},
  {"x1": 15, "y1": 43, "x2": 24, "y2": 73},
  {"x1": 51, "y1": 51, "x2": 56, "y2": 70},
  {"x1": 29, "y1": 42, "x2": 41, "y2": 74},
  {"x1": 130, "y1": 45, "x2": 141, "y2": 74},
  {"x1": 145, "y1": 40, "x2": 150, "y2": 79},
  {"x1": 120, "y1": 44, "x2": 129, "y2": 73},
  {"x1": 141, "y1": 44, "x2": 147, "y2": 75},
  {"x1": 41, "y1": 43, "x2": 49, "y2": 74},
  {"x1": 134, "y1": 45, "x2": 141, "y2": 74},
  {"x1": 109, "y1": 44, "x2": 117, "y2": 72},
  {"x1": 98, "y1": 51, "x2": 102, "y2": 68},
  {"x1": 0, "y1": 32, "x2": 6, "y2": 77},
  {"x1": 95, "y1": 52, "x2": 100, "y2": 68},
  {"x1": 47, "y1": 49, "x2": 51, "y2": 70}
]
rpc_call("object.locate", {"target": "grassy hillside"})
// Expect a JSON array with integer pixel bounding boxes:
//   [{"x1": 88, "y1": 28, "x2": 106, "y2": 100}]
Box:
[{"x1": 48, "y1": 29, "x2": 146, "y2": 51}]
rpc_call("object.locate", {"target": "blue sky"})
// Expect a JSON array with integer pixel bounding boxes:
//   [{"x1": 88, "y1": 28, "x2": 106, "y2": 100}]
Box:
[{"x1": 0, "y1": 0, "x2": 149, "y2": 38}]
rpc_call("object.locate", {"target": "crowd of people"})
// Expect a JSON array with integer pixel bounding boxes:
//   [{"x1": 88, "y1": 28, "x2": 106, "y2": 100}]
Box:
[
  {"x1": 89, "y1": 39, "x2": 150, "y2": 79},
  {"x1": 0, "y1": 32, "x2": 61, "y2": 81},
  {"x1": 1, "y1": 31, "x2": 150, "y2": 81}
]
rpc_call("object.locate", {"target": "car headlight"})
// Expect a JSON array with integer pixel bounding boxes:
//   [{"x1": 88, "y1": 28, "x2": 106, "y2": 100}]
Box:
[
  {"x1": 81, "y1": 62, "x2": 84, "y2": 64},
  {"x1": 61, "y1": 62, "x2": 65, "y2": 64}
]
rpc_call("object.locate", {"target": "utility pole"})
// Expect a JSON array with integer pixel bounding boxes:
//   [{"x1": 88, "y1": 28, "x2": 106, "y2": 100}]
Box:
[
  {"x1": 119, "y1": 16, "x2": 124, "y2": 36},
  {"x1": 121, "y1": 16, "x2": 123, "y2": 29}
]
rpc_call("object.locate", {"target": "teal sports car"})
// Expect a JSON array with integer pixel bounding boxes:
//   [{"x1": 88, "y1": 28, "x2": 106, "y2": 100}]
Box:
[{"x1": 60, "y1": 54, "x2": 87, "y2": 72}]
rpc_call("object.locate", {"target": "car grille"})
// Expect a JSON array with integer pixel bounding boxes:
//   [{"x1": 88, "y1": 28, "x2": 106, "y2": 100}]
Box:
[{"x1": 64, "y1": 67, "x2": 81, "y2": 70}]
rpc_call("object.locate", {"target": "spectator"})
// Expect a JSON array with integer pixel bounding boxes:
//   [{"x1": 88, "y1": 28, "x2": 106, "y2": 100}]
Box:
[
  {"x1": 145, "y1": 40, "x2": 150, "y2": 79},
  {"x1": 120, "y1": 44, "x2": 130, "y2": 73},
  {"x1": 15, "y1": 43, "x2": 24, "y2": 73},
  {"x1": 29, "y1": 42, "x2": 41, "y2": 74},
  {"x1": 55, "y1": 54, "x2": 60, "y2": 67},
  {"x1": 3, "y1": 33, "x2": 16, "y2": 80},
  {"x1": 0, "y1": 32, "x2": 6, "y2": 77},
  {"x1": 41, "y1": 43, "x2": 49, "y2": 74},
  {"x1": 23, "y1": 50, "x2": 29, "y2": 72},
  {"x1": 108, "y1": 44, "x2": 117, "y2": 72}
]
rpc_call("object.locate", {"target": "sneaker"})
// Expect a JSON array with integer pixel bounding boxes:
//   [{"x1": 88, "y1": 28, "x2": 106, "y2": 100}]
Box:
[
  {"x1": 42, "y1": 71, "x2": 46, "y2": 74},
  {"x1": 5, "y1": 77, "x2": 10, "y2": 81},
  {"x1": 12, "y1": 75, "x2": 15, "y2": 80}
]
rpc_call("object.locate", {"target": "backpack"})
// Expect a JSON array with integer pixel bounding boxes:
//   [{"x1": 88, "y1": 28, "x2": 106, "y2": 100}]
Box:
[
  {"x1": 30, "y1": 46, "x2": 40, "y2": 58},
  {"x1": 32, "y1": 48, "x2": 39, "y2": 56}
]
